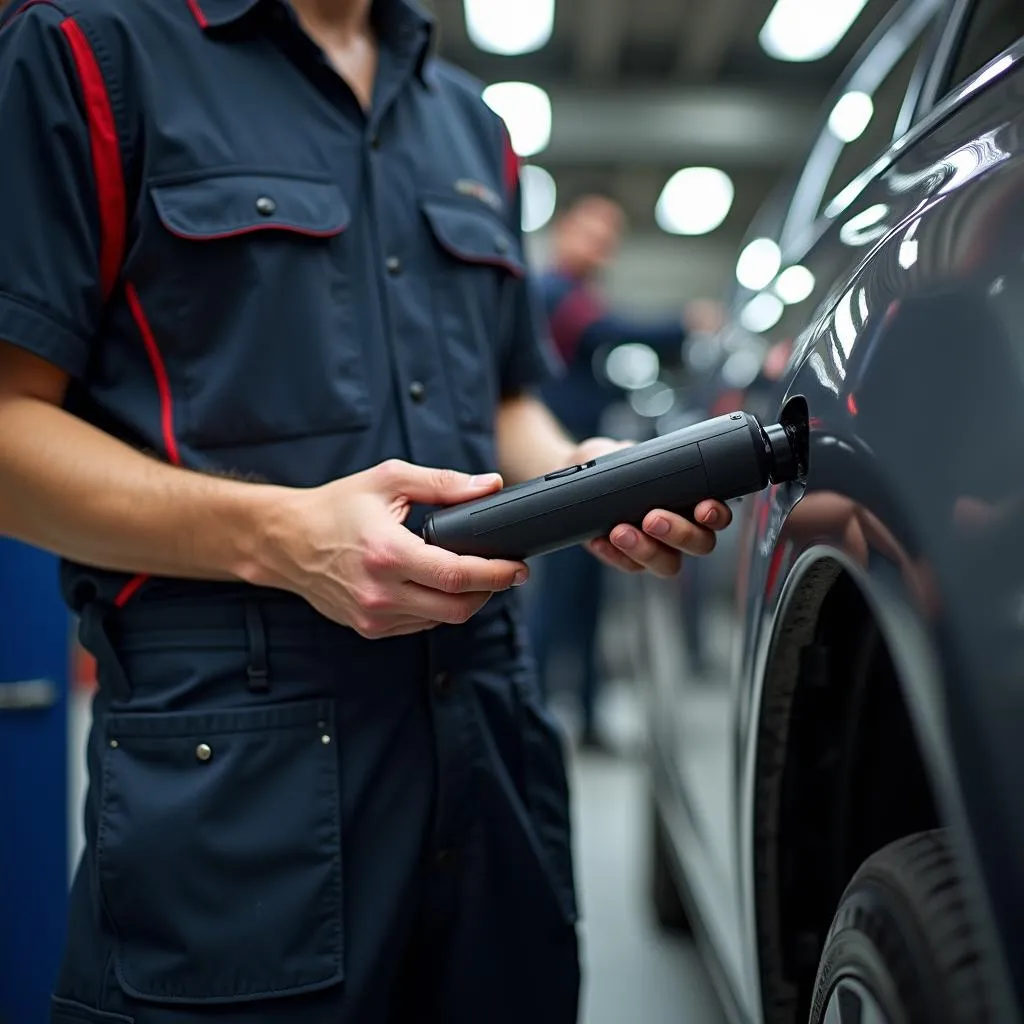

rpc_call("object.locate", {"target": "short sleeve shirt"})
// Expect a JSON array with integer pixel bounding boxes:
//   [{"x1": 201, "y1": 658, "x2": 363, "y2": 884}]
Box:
[{"x1": 0, "y1": 0, "x2": 557, "y2": 608}]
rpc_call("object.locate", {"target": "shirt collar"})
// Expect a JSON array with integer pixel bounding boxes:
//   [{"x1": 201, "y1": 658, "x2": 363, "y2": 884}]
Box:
[{"x1": 187, "y1": 0, "x2": 436, "y2": 83}]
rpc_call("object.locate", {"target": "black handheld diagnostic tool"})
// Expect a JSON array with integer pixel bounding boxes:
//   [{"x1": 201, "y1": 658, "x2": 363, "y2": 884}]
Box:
[{"x1": 422, "y1": 411, "x2": 806, "y2": 560}]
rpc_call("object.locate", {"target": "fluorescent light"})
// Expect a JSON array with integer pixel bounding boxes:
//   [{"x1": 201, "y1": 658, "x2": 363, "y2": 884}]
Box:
[
  {"x1": 740, "y1": 293, "x2": 784, "y2": 333},
  {"x1": 775, "y1": 265, "x2": 815, "y2": 304},
  {"x1": 760, "y1": 0, "x2": 868, "y2": 62},
  {"x1": 520, "y1": 165, "x2": 556, "y2": 233},
  {"x1": 736, "y1": 237, "x2": 782, "y2": 291},
  {"x1": 829, "y1": 91, "x2": 874, "y2": 142},
  {"x1": 482, "y1": 82, "x2": 552, "y2": 158},
  {"x1": 464, "y1": 0, "x2": 554, "y2": 56},
  {"x1": 655, "y1": 167, "x2": 734, "y2": 236}
]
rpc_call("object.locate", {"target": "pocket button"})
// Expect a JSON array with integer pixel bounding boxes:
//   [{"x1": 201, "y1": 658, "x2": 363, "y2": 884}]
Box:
[
  {"x1": 255, "y1": 196, "x2": 277, "y2": 216},
  {"x1": 195, "y1": 743, "x2": 213, "y2": 762}
]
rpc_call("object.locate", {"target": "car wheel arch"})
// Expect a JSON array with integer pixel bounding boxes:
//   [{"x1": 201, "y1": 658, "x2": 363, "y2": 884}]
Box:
[{"x1": 746, "y1": 548, "x2": 952, "y2": 1024}]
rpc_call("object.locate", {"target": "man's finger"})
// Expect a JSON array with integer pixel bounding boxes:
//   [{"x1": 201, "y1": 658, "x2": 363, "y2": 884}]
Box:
[
  {"x1": 397, "y1": 582, "x2": 493, "y2": 624},
  {"x1": 692, "y1": 499, "x2": 732, "y2": 531},
  {"x1": 609, "y1": 525, "x2": 681, "y2": 578},
  {"x1": 400, "y1": 537, "x2": 528, "y2": 593},
  {"x1": 586, "y1": 537, "x2": 644, "y2": 573},
  {"x1": 374, "y1": 459, "x2": 504, "y2": 506},
  {"x1": 641, "y1": 510, "x2": 718, "y2": 556}
]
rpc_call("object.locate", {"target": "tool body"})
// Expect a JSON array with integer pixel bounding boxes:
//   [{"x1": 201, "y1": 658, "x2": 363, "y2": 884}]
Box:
[{"x1": 423, "y1": 411, "x2": 805, "y2": 560}]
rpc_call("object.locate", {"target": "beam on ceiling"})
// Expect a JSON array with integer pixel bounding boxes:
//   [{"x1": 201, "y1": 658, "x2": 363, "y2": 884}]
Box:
[
  {"x1": 540, "y1": 87, "x2": 819, "y2": 167},
  {"x1": 677, "y1": 0, "x2": 748, "y2": 79},
  {"x1": 573, "y1": 0, "x2": 626, "y2": 81}
]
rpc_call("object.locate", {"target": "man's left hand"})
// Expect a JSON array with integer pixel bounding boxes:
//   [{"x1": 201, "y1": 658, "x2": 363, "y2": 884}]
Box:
[{"x1": 567, "y1": 437, "x2": 732, "y2": 578}]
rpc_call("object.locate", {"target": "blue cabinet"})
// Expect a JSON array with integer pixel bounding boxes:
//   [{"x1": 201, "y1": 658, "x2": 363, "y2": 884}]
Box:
[{"x1": 0, "y1": 540, "x2": 70, "y2": 1024}]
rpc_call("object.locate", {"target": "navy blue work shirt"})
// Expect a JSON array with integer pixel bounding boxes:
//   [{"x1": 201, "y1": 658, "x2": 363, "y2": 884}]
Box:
[{"x1": 0, "y1": 0, "x2": 556, "y2": 610}]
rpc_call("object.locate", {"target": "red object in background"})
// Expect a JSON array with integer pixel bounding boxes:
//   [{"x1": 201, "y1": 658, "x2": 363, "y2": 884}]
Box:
[
  {"x1": 710, "y1": 389, "x2": 745, "y2": 418},
  {"x1": 73, "y1": 637, "x2": 96, "y2": 693}
]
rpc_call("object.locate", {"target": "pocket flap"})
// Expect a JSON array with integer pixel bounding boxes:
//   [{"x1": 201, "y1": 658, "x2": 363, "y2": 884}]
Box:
[
  {"x1": 151, "y1": 173, "x2": 350, "y2": 240},
  {"x1": 421, "y1": 198, "x2": 525, "y2": 277}
]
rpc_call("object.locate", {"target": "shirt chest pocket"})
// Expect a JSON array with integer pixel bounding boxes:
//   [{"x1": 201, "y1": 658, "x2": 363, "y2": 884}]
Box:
[
  {"x1": 147, "y1": 172, "x2": 371, "y2": 451},
  {"x1": 420, "y1": 197, "x2": 525, "y2": 433}
]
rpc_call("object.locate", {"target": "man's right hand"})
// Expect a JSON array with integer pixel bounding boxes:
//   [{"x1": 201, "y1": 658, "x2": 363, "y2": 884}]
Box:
[{"x1": 259, "y1": 460, "x2": 528, "y2": 639}]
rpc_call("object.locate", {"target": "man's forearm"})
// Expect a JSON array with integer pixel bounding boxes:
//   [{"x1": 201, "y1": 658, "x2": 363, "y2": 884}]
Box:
[
  {"x1": 0, "y1": 394, "x2": 286, "y2": 583},
  {"x1": 495, "y1": 394, "x2": 577, "y2": 484}
]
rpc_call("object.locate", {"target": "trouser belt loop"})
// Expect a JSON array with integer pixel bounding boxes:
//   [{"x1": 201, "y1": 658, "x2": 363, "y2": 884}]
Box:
[
  {"x1": 244, "y1": 600, "x2": 270, "y2": 693},
  {"x1": 79, "y1": 601, "x2": 132, "y2": 702}
]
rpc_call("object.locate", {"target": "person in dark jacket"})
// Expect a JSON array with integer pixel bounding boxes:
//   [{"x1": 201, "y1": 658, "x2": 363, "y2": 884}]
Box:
[{"x1": 529, "y1": 194, "x2": 721, "y2": 751}]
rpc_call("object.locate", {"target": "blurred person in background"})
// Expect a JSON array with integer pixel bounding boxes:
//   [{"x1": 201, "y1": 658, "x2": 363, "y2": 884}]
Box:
[{"x1": 528, "y1": 194, "x2": 722, "y2": 752}]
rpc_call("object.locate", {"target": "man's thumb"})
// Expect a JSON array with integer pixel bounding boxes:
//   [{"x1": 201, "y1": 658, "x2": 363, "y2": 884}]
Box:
[{"x1": 375, "y1": 460, "x2": 503, "y2": 505}]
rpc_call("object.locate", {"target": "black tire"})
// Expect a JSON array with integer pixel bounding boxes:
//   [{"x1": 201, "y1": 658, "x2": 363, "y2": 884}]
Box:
[
  {"x1": 809, "y1": 829, "x2": 995, "y2": 1024},
  {"x1": 649, "y1": 793, "x2": 692, "y2": 933}
]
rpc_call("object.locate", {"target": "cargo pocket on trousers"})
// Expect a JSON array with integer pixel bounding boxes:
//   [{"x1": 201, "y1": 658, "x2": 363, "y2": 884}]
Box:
[
  {"x1": 96, "y1": 699, "x2": 343, "y2": 1005},
  {"x1": 515, "y1": 681, "x2": 579, "y2": 925}
]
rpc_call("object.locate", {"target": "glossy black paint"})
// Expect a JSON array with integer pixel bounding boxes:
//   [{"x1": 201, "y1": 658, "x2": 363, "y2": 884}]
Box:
[{"x1": 637, "y1": 2, "x2": 1024, "y2": 1020}]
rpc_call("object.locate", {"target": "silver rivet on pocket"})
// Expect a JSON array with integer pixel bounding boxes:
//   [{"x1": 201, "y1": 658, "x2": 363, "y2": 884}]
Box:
[
  {"x1": 196, "y1": 743, "x2": 213, "y2": 762},
  {"x1": 321, "y1": 734, "x2": 331, "y2": 745},
  {"x1": 255, "y1": 196, "x2": 276, "y2": 216},
  {"x1": 109, "y1": 739, "x2": 118, "y2": 749}
]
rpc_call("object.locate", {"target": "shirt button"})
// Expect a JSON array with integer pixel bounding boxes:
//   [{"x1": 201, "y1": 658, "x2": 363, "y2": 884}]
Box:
[
  {"x1": 369, "y1": 133, "x2": 381, "y2": 150},
  {"x1": 433, "y1": 670, "x2": 453, "y2": 696},
  {"x1": 255, "y1": 196, "x2": 276, "y2": 216},
  {"x1": 386, "y1": 255, "x2": 402, "y2": 275},
  {"x1": 408, "y1": 380, "x2": 426, "y2": 403}
]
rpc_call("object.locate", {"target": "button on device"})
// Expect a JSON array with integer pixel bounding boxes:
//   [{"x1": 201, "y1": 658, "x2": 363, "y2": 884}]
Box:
[
  {"x1": 408, "y1": 381, "x2": 426, "y2": 402},
  {"x1": 255, "y1": 196, "x2": 276, "y2": 216},
  {"x1": 544, "y1": 465, "x2": 582, "y2": 480},
  {"x1": 386, "y1": 255, "x2": 402, "y2": 275}
]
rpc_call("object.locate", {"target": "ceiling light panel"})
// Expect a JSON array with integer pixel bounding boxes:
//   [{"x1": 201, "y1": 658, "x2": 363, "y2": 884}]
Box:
[
  {"x1": 464, "y1": 0, "x2": 555, "y2": 56},
  {"x1": 655, "y1": 167, "x2": 735, "y2": 236},
  {"x1": 760, "y1": 0, "x2": 869, "y2": 62},
  {"x1": 482, "y1": 82, "x2": 552, "y2": 158}
]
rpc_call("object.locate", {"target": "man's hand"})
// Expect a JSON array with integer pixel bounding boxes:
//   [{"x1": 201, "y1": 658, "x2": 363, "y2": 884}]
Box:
[
  {"x1": 567, "y1": 437, "x2": 732, "y2": 578},
  {"x1": 258, "y1": 461, "x2": 528, "y2": 638}
]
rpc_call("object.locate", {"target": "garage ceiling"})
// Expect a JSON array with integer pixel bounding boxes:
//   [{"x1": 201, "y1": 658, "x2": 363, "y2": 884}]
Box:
[{"x1": 422, "y1": 0, "x2": 895, "y2": 243}]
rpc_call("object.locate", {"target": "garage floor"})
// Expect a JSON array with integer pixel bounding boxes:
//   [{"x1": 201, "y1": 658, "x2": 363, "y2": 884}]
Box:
[{"x1": 572, "y1": 748, "x2": 725, "y2": 1024}]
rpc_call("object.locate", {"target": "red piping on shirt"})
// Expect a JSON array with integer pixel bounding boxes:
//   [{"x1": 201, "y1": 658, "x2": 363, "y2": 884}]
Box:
[
  {"x1": 501, "y1": 124, "x2": 520, "y2": 198},
  {"x1": 125, "y1": 284, "x2": 181, "y2": 467},
  {"x1": 113, "y1": 573, "x2": 148, "y2": 608},
  {"x1": 114, "y1": 286, "x2": 182, "y2": 607},
  {"x1": 159, "y1": 221, "x2": 347, "y2": 242},
  {"x1": 184, "y1": 0, "x2": 208, "y2": 28},
  {"x1": 59, "y1": 17, "x2": 125, "y2": 302}
]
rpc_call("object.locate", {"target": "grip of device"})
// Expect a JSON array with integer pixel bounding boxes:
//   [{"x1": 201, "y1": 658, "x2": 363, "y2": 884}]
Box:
[{"x1": 423, "y1": 413, "x2": 773, "y2": 560}]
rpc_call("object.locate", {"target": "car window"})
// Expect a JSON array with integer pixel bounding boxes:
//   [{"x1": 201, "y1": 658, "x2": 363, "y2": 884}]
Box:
[
  {"x1": 815, "y1": 32, "x2": 930, "y2": 222},
  {"x1": 945, "y1": 0, "x2": 1024, "y2": 93}
]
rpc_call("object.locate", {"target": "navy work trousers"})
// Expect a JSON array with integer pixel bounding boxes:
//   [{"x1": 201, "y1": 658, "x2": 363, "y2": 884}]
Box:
[{"x1": 53, "y1": 590, "x2": 580, "y2": 1024}]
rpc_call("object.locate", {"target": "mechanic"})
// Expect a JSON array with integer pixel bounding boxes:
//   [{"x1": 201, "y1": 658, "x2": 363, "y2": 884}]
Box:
[
  {"x1": 0, "y1": 0, "x2": 732, "y2": 1021},
  {"x1": 529, "y1": 194, "x2": 724, "y2": 749}
]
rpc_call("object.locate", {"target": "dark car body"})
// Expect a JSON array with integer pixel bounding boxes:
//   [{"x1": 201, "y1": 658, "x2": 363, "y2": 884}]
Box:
[{"x1": 636, "y1": 1, "x2": 1024, "y2": 1020}]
